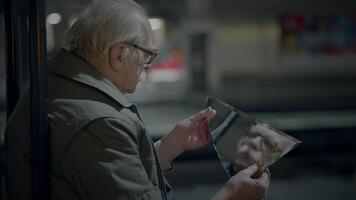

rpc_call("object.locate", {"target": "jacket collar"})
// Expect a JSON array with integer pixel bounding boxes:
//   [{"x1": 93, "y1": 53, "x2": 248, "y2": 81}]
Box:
[{"x1": 48, "y1": 48, "x2": 133, "y2": 108}]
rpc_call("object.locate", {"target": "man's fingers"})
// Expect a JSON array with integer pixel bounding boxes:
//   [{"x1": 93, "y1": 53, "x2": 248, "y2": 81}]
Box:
[
  {"x1": 265, "y1": 168, "x2": 270, "y2": 179},
  {"x1": 256, "y1": 171, "x2": 270, "y2": 187},
  {"x1": 240, "y1": 164, "x2": 258, "y2": 177},
  {"x1": 207, "y1": 108, "x2": 217, "y2": 120},
  {"x1": 191, "y1": 107, "x2": 216, "y2": 123},
  {"x1": 192, "y1": 108, "x2": 211, "y2": 122},
  {"x1": 197, "y1": 119, "x2": 212, "y2": 142}
]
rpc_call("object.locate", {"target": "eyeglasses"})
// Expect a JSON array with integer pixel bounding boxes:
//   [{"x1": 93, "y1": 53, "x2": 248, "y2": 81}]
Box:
[{"x1": 128, "y1": 43, "x2": 158, "y2": 65}]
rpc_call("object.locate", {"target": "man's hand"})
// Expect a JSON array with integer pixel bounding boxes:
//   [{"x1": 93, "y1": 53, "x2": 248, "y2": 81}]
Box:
[
  {"x1": 173, "y1": 106, "x2": 216, "y2": 150},
  {"x1": 160, "y1": 107, "x2": 216, "y2": 162},
  {"x1": 212, "y1": 165, "x2": 270, "y2": 200}
]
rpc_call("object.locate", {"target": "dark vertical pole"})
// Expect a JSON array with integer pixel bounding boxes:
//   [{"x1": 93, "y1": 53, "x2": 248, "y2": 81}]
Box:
[
  {"x1": 4, "y1": 0, "x2": 20, "y2": 118},
  {"x1": 3, "y1": 0, "x2": 20, "y2": 197},
  {"x1": 29, "y1": 0, "x2": 48, "y2": 199}
]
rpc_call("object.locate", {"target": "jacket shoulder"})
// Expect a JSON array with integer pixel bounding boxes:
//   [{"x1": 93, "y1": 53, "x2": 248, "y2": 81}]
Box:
[
  {"x1": 48, "y1": 99, "x2": 137, "y2": 133},
  {"x1": 49, "y1": 99, "x2": 143, "y2": 166}
]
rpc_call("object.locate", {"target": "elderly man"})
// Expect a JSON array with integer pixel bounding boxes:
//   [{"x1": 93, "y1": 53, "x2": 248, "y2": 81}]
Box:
[
  {"x1": 234, "y1": 122, "x2": 299, "y2": 176},
  {"x1": 6, "y1": 0, "x2": 269, "y2": 199},
  {"x1": 233, "y1": 123, "x2": 284, "y2": 175}
]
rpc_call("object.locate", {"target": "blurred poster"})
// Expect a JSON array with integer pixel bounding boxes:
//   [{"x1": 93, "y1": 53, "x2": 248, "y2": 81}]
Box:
[
  {"x1": 280, "y1": 14, "x2": 356, "y2": 55},
  {"x1": 206, "y1": 97, "x2": 301, "y2": 177}
]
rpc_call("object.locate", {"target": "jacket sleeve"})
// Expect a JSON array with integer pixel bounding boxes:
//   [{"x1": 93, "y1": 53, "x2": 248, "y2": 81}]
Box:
[
  {"x1": 61, "y1": 117, "x2": 163, "y2": 200},
  {"x1": 154, "y1": 140, "x2": 173, "y2": 171}
]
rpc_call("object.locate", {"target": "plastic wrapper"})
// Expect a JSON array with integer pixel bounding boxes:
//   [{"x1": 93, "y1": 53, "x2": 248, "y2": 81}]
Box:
[{"x1": 206, "y1": 97, "x2": 301, "y2": 177}]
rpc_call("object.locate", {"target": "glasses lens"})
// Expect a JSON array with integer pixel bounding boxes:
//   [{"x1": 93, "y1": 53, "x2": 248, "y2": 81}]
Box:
[
  {"x1": 145, "y1": 54, "x2": 151, "y2": 64},
  {"x1": 147, "y1": 51, "x2": 157, "y2": 64},
  {"x1": 129, "y1": 43, "x2": 157, "y2": 64}
]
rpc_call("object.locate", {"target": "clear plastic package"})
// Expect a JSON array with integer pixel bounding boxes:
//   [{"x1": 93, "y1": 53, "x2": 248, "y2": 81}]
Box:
[{"x1": 206, "y1": 97, "x2": 301, "y2": 176}]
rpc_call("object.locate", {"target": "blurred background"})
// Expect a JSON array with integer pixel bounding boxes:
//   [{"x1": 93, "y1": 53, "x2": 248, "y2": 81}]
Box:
[{"x1": 1, "y1": 0, "x2": 356, "y2": 199}]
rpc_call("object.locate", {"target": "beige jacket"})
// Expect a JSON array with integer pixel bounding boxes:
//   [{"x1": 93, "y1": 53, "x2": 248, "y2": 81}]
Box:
[{"x1": 6, "y1": 49, "x2": 166, "y2": 200}]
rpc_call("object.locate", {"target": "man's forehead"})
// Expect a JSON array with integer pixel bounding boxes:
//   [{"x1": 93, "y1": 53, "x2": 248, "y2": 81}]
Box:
[{"x1": 253, "y1": 124, "x2": 279, "y2": 137}]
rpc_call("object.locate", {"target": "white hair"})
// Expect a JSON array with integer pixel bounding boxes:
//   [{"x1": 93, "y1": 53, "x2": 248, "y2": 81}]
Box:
[{"x1": 65, "y1": 0, "x2": 151, "y2": 60}]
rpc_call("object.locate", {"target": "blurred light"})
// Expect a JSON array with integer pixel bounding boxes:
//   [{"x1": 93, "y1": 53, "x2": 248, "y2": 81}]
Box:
[
  {"x1": 149, "y1": 69, "x2": 181, "y2": 82},
  {"x1": 149, "y1": 18, "x2": 163, "y2": 30},
  {"x1": 47, "y1": 13, "x2": 61, "y2": 25}
]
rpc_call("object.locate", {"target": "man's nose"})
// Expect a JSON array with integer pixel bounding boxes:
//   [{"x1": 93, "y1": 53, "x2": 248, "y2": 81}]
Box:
[{"x1": 249, "y1": 136, "x2": 262, "y2": 150}]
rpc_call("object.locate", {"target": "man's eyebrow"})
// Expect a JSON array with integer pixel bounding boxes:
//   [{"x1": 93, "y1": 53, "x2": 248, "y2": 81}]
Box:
[
  {"x1": 249, "y1": 129, "x2": 262, "y2": 135},
  {"x1": 263, "y1": 136, "x2": 279, "y2": 149}
]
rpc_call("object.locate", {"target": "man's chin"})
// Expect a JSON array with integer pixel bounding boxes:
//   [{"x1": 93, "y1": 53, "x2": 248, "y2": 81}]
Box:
[
  {"x1": 233, "y1": 154, "x2": 255, "y2": 172},
  {"x1": 125, "y1": 86, "x2": 137, "y2": 94},
  {"x1": 235, "y1": 160, "x2": 251, "y2": 170}
]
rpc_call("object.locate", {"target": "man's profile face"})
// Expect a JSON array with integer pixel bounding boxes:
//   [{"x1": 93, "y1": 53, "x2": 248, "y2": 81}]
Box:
[
  {"x1": 123, "y1": 41, "x2": 155, "y2": 93},
  {"x1": 233, "y1": 123, "x2": 281, "y2": 172},
  {"x1": 123, "y1": 51, "x2": 146, "y2": 93},
  {"x1": 125, "y1": 27, "x2": 156, "y2": 93}
]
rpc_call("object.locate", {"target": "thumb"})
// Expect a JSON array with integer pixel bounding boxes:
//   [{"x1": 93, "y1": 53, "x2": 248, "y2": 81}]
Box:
[
  {"x1": 241, "y1": 164, "x2": 258, "y2": 177},
  {"x1": 256, "y1": 171, "x2": 270, "y2": 187}
]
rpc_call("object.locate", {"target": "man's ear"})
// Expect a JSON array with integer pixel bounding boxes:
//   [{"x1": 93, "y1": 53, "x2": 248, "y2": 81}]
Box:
[{"x1": 108, "y1": 43, "x2": 126, "y2": 72}]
